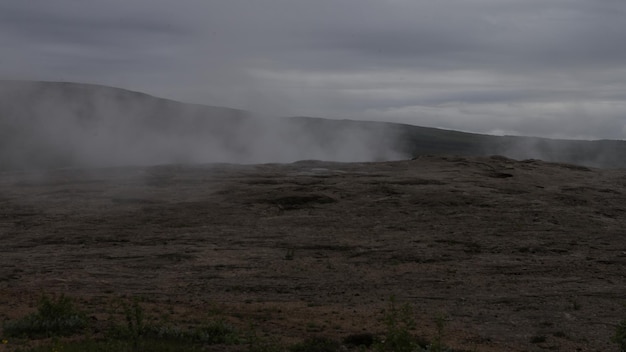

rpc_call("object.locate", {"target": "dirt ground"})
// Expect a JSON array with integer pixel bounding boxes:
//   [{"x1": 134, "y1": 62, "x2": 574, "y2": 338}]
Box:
[{"x1": 0, "y1": 155, "x2": 625, "y2": 351}]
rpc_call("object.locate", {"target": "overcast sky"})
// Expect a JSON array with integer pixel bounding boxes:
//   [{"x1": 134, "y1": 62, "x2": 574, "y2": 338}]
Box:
[{"x1": 1, "y1": 0, "x2": 625, "y2": 140}]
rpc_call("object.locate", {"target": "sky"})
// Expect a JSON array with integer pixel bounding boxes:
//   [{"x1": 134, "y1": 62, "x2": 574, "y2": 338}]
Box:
[{"x1": 1, "y1": 0, "x2": 626, "y2": 140}]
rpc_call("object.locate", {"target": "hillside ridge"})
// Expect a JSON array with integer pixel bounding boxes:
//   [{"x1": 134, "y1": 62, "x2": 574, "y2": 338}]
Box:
[{"x1": 1, "y1": 80, "x2": 624, "y2": 170}]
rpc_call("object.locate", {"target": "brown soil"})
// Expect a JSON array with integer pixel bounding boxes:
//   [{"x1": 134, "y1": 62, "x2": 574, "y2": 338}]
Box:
[{"x1": 1, "y1": 155, "x2": 625, "y2": 351}]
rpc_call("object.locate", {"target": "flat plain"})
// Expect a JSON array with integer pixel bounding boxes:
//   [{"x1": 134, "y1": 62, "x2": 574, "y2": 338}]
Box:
[{"x1": 1, "y1": 155, "x2": 625, "y2": 351}]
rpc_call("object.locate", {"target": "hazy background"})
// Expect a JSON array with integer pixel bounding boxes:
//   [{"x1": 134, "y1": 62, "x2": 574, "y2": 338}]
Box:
[
  {"x1": 0, "y1": 81, "x2": 408, "y2": 170},
  {"x1": 1, "y1": 0, "x2": 625, "y2": 141}
]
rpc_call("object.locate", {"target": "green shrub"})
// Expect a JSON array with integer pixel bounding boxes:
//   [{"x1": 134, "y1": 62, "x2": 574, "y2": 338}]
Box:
[
  {"x1": 289, "y1": 336, "x2": 341, "y2": 352},
  {"x1": 613, "y1": 319, "x2": 626, "y2": 352},
  {"x1": 428, "y1": 314, "x2": 448, "y2": 352},
  {"x1": 3, "y1": 294, "x2": 87, "y2": 338},
  {"x1": 185, "y1": 319, "x2": 240, "y2": 344},
  {"x1": 109, "y1": 298, "x2": 240, "y2": 348},
  {"x1": 374, "y1": 297, "x2": 421, "y2": 352}
]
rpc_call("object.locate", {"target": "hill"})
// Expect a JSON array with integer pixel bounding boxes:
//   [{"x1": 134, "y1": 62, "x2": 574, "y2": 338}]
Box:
[{"x1": 1, "y1": 80, "x2": 624, "y2": 170}]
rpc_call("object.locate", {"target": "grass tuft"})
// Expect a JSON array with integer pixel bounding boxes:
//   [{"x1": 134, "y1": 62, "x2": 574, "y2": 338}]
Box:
[
  {"x1": 3, "y1": 294, "x2": 87, "y2": 338},
  {"x1": 374, "y1": 296, "x2": 420, "y2": 352}
]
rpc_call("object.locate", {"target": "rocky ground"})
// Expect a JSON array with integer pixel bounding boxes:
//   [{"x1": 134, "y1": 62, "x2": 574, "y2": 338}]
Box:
[{"x1": 0, "y1": 155, "x2": 625, "y2": 351}]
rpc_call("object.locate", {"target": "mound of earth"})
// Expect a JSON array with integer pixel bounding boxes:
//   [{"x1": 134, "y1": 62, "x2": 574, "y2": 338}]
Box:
[{"x1": 0, "y1": 155, "x2": 625, "y2": 351}]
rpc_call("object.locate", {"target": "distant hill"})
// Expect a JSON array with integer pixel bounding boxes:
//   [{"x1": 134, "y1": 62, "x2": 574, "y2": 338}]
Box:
[
  {"x1": 1, "y1": 80, "x2": 624, "y2": 170},
  {"x1": 280, "y1": 116, "x2": 626, "y2": 169},
  {"x1": 394, "y1": 122, "x2": 626, "y2": 168}
]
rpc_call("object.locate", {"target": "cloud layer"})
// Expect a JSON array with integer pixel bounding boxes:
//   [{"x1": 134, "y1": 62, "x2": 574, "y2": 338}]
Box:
[{"x1": 1, "y1": 0, "x2": 625, "y2": 140}]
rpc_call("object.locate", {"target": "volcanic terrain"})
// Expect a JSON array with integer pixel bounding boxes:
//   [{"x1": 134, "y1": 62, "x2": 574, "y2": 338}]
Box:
[{"x1": 1, "y1": 155, "x2": 625, "y2": 351}]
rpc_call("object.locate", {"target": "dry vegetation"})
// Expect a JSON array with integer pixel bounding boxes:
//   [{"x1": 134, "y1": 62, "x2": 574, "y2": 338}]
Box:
[{"x1": 1, "y1": 155, "x2": 625, "y2": 351}]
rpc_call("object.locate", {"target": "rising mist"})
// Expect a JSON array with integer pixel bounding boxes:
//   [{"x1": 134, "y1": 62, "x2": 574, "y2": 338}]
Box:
[{"x1": 0, "y1": 81, "x2": 408, "y2": 171}]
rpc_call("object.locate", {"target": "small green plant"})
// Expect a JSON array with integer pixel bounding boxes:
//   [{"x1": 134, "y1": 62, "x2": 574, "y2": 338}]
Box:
[
  {"x1": 105, "y1": 298, "x2": 147, "y2": 350},
  {"x1": 246, "y1": 325, "x2": 285, "y2": 352},
  {"x1": 428, "y1": 314, "x2": 447, "y2": 352},
  {"x1": 192, "y1": 319, "x2": 240, "y2": 344},
  {"x1": 289, "y1": 336, "x2": 341, "y2": 352},
  {"x1": 613, "y1": 318, "x2": 626, "y2": 352},
  {"x1": 284, "y1": 248, "x2": 295, "y2": 260},
  {"x1": 124, "y1": 298, "x2": 146, "y2": 350},
  {"x1": 109, "y1": 298, "x2": 240, "y2": 349},
  {"x1": 3, "y1": 294, "x2": 87, "y2": 338},
  {"x1": 374, "y1": 297, "x2": 420, "y2": 352}
]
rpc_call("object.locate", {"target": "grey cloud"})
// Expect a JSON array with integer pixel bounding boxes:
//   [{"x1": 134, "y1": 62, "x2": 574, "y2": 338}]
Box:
[
  {"x1": 0, "y1": 4, "x2": 191, "y2": 47},
  {"x1": 311, "y1": 2, "x2": 626, "y2": 73},
  {"x1": 0, "y1": 0, "x2": 625, "y2": 141}
]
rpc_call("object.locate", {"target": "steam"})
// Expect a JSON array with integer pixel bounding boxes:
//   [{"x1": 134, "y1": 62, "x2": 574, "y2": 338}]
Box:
[
  {"x1": 485, "y1": 135, "x2": 626, "y2": 169},
  {"x1": 0, "y1": 81, "x2": 407, "y2": 171}
]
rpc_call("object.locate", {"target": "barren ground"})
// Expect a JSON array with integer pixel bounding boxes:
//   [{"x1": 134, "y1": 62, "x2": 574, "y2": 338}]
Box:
[{"x1": 1, "y1": 155, "x2": 625, "y2": 351}]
